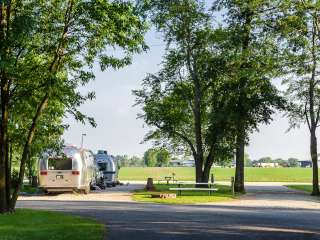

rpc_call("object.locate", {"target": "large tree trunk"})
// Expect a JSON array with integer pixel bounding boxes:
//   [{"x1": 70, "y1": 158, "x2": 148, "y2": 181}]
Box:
[
  {"x1": 193, "y1": 74, "x2": 204, "y2": 183},
  {"x1": 0, "y1": 0, "x2": 12, "y2": 214},
  {"x1": 202, "y1": 161, "x2": 214, "y2": 184},
  {"x1": 0, "y1": 150, "x2": 7, "y2": 213},
  {"x1": 5, "y1": 140, "x2": 10, "y2": 206},
  {"x1": 309, "y1": 19, "x2": 319, "y2": 196},
  {"x1": 234, "y1": 130, "x2": 245, "y2": 193},
  {"x1": 195, "y1": 159, "x2": 203, "y2": 183},
  {"x1": 0, "y1": 83, "x2": 9, "y2": 213},
  {"x1": 201, "y1": 149, "x2": 215, "y2": 184},
  {"x1": 310, "y1": 129, "x2": 319, "y2": 195}
]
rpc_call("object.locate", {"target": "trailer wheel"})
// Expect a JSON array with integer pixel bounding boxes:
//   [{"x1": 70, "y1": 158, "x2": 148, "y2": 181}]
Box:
[{"x1": 84, "y1": 186, "x2": 90, "y2": 194}]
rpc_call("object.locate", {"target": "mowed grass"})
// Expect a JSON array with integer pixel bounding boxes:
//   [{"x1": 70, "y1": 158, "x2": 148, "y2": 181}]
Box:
[
  {"x1": 0, "y1": 209, "x2": 104, "y2": 240},
  {"x1": 119, "y1": 167, "x2": 317, "y2": 182},
  {"x1": 286, "y1": 185, "x2": 314, "y2": 193},
  {"x1": 133, "y1": 184, "x2": 236, "y2": 204}
]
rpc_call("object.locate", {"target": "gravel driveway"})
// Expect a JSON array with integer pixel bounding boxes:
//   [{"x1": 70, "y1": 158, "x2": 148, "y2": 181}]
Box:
[{"x1": 18, "y1": 183, "x2": 320, "y2": 240}]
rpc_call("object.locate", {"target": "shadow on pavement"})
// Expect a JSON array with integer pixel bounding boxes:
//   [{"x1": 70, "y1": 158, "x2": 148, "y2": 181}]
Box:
[{"x1": 18, "y1": 200, "x2": 320, "y2": 240}]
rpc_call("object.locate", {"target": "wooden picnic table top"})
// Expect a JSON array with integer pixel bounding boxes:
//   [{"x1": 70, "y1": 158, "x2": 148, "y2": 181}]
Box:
[
  {"x1": 169, "y1": 187, "x2": 218, "y2": 191},
  {"x1": 176, "y1": 182, "x2": 215, "y2": 185}
]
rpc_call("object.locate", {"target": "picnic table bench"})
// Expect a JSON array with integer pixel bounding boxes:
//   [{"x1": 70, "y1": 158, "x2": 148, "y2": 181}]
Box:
[{"x1": 169, "y1": 182, "x2": 218, "y2": 196}]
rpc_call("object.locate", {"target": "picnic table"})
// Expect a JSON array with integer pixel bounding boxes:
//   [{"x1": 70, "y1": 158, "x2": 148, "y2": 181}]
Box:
[
  {"x1": 169, "y1": 182, "x2": 218, "y2": 196},
  {"x1": 158, "y1": 175, "x2": 178, "y2": 185}
]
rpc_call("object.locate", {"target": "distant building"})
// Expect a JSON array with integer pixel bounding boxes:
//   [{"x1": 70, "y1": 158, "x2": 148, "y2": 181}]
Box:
[
  {"x1": 169, "y1": 160, "x2": 182, "y2": 167},
  {"x1": 169, "y1": 159, "x2": 195, "y2": 167},
  {"x1": 255, "y1": 162, "x2": 279, "y2": 168},
  {"x1": 298, "y1": 160, "x2": 312, "y2": 168},
  {"x1": 181, "y1": 160, "x2": 195, "y2": 167}
]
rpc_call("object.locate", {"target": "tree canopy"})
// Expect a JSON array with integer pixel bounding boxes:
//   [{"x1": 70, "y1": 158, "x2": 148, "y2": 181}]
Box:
[{"x1": 0, "y1": 0, "x2": 147, "y2": 213}]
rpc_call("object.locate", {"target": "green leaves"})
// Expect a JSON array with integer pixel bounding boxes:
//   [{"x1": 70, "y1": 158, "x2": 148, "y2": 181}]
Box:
[{"x1": 0, "y1": 0, "x2": 148, "y2": 210}]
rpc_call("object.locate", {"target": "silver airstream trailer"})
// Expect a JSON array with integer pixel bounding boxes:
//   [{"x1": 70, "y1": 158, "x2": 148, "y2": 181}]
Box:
[
  {"x1": 39, "y1": 146, "x2": 96, "y2": 193},
  {"x1": 95, "y1": 150, "x2": 118, "y2": 187}
]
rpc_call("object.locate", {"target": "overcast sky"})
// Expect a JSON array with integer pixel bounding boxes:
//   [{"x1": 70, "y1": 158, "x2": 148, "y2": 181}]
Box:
[{"x1": 63, "y1": 12, "x2": 313, "y2": 161}]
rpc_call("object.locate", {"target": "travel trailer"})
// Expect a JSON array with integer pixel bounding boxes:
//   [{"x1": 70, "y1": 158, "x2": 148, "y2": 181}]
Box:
[
  {"x1": 38, "y1": 146, "x2": 97, "y2": 193},
  {"x1": 95, "y1": 150, "x2": 118, "y2": 187}
]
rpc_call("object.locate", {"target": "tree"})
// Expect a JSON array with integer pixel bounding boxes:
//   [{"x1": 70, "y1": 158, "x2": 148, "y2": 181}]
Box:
[
  {"x1": 128, "y1": 156, "x2": 144, "y2": 167},
  {"x1": 277, "y1": 1, "x2": 320, "y2": 195},
  {"x1": 135, "y1": 0, "x2": 235, "y2": 183},
  {"x1": 0, "y1": 0, "x2": 147, "y2": 213},
  {"x1": 258, "y1": 157, "x2": 273, "y2": 163},
  {"x1": 115, "y1": 155, "x2": 130, "y2": 167},
  {"x1": 156, "y1": 148, "x2": 171, "y2": 167},
  {"x1": 143, "y1": 149, "x2": 157, "y2": 167},
  {"x1": 274, "y1": 158, "x2": 288, "y2": 167},
  {"x1": 288, "y1": 158, "x2": 299, "y2": 168},
  {"x1": 213, "y1": 0, "x2": 285, "y2": 193}
]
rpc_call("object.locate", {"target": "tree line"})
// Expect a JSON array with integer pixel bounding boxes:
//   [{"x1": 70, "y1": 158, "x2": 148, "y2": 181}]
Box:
[
  {"x1": 115, "y1": 148, "x2": 171, "y2": 167},
  {"x1": 134, "y1": 0, "x2": 320, "y2": 196},
  {"x1": 245, "y1": 156, "x2": 300, "y2": 168}
]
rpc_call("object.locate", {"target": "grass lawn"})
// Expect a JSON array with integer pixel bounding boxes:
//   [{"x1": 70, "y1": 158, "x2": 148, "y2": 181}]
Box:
[
  {"x1": 286, "y1": 185, "x2": 314, "y2": 193},
  {"x1": 21, "y1": 185, "x2": 40, "y2": 194},
  {"x1": 0, "y1": 209, "x2": 104, "y2": 240},
  {"x1": 133, "y1": 183, "x2": 236, "y2": 204},
  {"x1": 119, "y1": 167, "x2": 317, "y2": 182}
]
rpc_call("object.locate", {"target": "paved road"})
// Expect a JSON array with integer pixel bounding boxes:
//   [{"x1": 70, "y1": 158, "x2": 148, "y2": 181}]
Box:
[{"x1": 18, "y1": 184, "x2": 320, "y2": 240}]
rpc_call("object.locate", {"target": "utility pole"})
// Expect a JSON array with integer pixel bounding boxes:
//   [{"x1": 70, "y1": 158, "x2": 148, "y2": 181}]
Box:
[{"x1": 81, "y1": 133, "x2": 86, "y2": 149}]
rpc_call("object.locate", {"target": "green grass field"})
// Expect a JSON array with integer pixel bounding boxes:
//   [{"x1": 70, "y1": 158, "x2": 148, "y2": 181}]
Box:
[
  {"x1": 0, "y1": 209, "x2": 104, "y2": 240},
  {"x1": 133, "y1": 183, "x2": 236, "y2": 204},
  {"x1": 119, "y1": 167, "x2": 317, "y2": 182}
]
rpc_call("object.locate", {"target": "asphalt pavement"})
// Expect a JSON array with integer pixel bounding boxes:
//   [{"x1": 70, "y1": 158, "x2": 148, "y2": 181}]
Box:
[{"x1": 18, "y1": 184, "x2": 320, "y2": 240}]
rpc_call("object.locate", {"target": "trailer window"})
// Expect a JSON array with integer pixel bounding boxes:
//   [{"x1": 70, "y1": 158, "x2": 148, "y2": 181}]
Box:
[
  {"x1": 97, "y1": 162, "x2": 107, "y2": 171},
  {"x1": 48, "y1": 157, "x2": 72, "y2": 170}
]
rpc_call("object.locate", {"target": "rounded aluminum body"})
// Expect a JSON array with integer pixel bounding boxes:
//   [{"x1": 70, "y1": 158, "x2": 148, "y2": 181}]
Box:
[
  {"x1": 95, "y1": 150, "x2": 118, "y2": 186},
  {"x1": 39, "y1": 146, "x2": 96, "y2": 193}
]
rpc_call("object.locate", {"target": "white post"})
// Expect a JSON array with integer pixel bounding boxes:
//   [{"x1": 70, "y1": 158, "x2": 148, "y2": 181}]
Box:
[{"x1": 81, "y1": 133, "x2": 86, "y2": 149}]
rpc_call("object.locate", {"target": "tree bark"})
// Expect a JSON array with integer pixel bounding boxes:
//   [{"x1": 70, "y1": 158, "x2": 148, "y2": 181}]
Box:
[
  {"x1": 308, "y1": 18, "x2": 319, "y2": 196},
  {"x1": 190, "y1": 61, "x2": 204, "y2": 183},
  {"x1": 194, "y1": 156, "x2": 203, "y2": 183},
  {"x1": 201, "y1": 147, "x2": 215, "y2": 184},
  {"x1": 0, "y1": 82, "x2": 9, "y2": 213},
  {"x1": 234, "y1": 128, "x2": 245, "y2": 193},
  {"x1": 202, "y1": 160, "x2": 214, "y2": 184},
  {"x1": 310, "y1": 129, "x2": 319, "y2": 195},
  {"x1": 0, "y1": 0, "x2": 12, "y2": 214},
  {"x1": 5, "y1": 140, "x2": 10, "y2": 206}
]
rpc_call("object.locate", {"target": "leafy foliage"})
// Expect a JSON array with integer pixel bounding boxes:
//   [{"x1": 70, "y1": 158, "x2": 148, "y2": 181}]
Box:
[
  {"x1": 276, "y1": 0, "x2": 320, "y2": 195},
  {"x1": 0, "y1": 0, "x2": 147, "y2": 212},
  {"x1": 135, "y1": 0, "x2": 236, "y2": 182}
]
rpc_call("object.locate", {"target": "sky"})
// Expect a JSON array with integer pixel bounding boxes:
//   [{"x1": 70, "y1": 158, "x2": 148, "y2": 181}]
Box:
[{"x1": 63, "y1": 10, "x2": 313, "y2": 161}]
